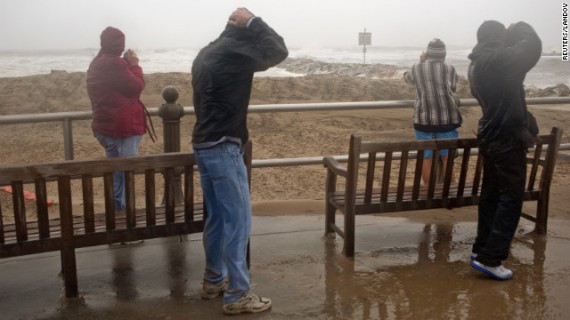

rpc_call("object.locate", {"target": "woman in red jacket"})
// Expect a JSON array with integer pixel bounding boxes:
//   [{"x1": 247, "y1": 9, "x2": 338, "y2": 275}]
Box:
[{"x1": 87, "y1": 26, "x2": 146, "y2": 211}]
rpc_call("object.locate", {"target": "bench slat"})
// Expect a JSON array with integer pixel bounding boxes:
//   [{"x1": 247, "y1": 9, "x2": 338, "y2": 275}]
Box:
[
  {"x1": 326, "y1": 169, "x2": 551, "y2": 208},
  {"x1": 82, "y1": 175, "x2": 95, "y2": 233},
  {"x1": 331, "y1": 185, "x2": 465, "y2": 203},
  {"x1": 0, "y1": 200, "x2": 4, "y2": 244},
  {"x1": 103, "y1": 173, "x2": 115, "y2": 231},
  {"x1": 528, "y1": 144, "x2": 542, "y2": 191},
  {"x1": 2, "y1": 204, "x2": 206, "y2": 244},
  {"x1": 330, "y1": 180, "x2": 543, "y2": 208},
  {"x1": 164, "y1": 168, "x2": 175, "y2": 224},
  {"x1": 541, "y1": 128, "x2": 562, "y2": 188},
  {"x1": 34, "y1": 179, "x2": 51, "y2": 239},
  {"x1": 412, "y1": 150, "x2": 424, "y2": 200},
  {"x1": 536, "y1": 127, "x2": 564, "y2": 234},
  {"x1": 396, "y1": 150, "x2": 409, "y2": 203},
  {"x1": 12, "y1": 181, "x2": 28, "y2": 242},
  {"x1": 332, "y1": 184, "x2": 475, "y2": 201},
  {"x1": 427, "y1": 152, "x2": 439, "y2": 199},
  {"x1": 58, "y1": 175, "x2": 78, "y2": 297},
  {"x1": 535, "y1": 133, "x2": 554, "y2": 145},
  {"x1": 2, "y1": 202, "x2": 204, "y2": 232},
  {"x1": 1, "y1": 220, "x2": 205, "y2": 258},
  {"x1": 357, "y1": 197, "x2": 481, "y2": 215},
  {"x1": 380, "y1": 152, "x2": 392, "y2": 203},
  {"x1": 145, "y1": 169, "x2": 157, "y2": 226},
  {"x1": 441, "y1": 149, "x2": 457, "y2": 205},
  {"x1": 184, "y1": 165, "x2": 194, "y2": 222},
  {"x1": 360, "y1": 138, "x2": 479, "y2": 154},
  {"x1": 457, "y1": 147, "x2": 471, "y2": 199},
  {"x1": 331, "y1": 191, "x2": 477, "y2": 213},
  {"x1": 472, "y1": 154, "x2": 483, "y2": 196},
  {"x1": 364, "y1": 152, "x2": 376, "y2": 204},
  {"x1": 125, "y1": 171, "x2": 136, "y2": 229},
  {"x1": 0, "y1": 153, "x2": 195, "y2": 184}
]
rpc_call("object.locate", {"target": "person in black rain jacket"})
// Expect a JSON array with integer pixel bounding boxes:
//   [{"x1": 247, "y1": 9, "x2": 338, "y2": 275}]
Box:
[
  {"x1": 192, "y1": 9, "x2": 288, "y2": 149},
  {"x1": 468, "y1": 20, "x2": 541, "y2": 280},
  {"x1": 191, "y1": 8, "x2": 288, "y2": 315}
]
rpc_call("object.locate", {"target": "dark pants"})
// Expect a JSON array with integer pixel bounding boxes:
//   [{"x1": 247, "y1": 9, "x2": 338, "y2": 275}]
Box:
[{"x1": 473, "y1": 147, "x2": 527, "y2": 266}]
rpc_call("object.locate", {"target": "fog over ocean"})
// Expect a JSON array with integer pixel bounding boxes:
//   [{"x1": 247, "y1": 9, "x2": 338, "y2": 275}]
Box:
[{"x1": 0, "y1": 46, "x2": 567, "y2": 88}]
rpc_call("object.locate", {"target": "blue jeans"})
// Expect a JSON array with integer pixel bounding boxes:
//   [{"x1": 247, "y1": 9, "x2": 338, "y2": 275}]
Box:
[
  {"x1": 194, "y1": 142, "x2": 251, "y2": 304},
  {"x1": 415, "y1": 129, "x2": 459, "y2": 158},
  {"x1": 95, "y1": 134, "x2": 142, "y2": 211}
]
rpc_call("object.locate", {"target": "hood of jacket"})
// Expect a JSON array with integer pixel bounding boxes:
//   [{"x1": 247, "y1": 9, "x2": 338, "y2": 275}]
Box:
[
  {"x1": 468, "y1": 20, "x2": 541, "y2": 151},
  {"x1": 468, "y1": 20, "x2": 506, "y2": 61},
  {"x1": 219, "y1": 24, "x2": 254, "y2": 42},
  {"x1": 191, "y1": 18, "x2": 288, "y2": 148},
  {"x1": 88, "y1": 27, "x2": 146, "y2": 138},
  {"x1": 99, "y1": 26, "x2": 125, "y2": 56}
]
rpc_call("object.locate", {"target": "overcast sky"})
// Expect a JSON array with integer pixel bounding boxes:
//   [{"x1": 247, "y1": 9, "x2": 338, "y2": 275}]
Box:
[{"x1": 0, "y1": 0, "x2": 562, "y2": 51}]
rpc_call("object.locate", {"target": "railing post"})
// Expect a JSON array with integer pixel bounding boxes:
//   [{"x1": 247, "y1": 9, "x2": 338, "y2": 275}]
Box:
[
  {"x1": 63, "y1": 118, "x2": 74, "y2": 160},
  {"x1": 158, "y1": 86, "x2": 184, "y2": 204}
]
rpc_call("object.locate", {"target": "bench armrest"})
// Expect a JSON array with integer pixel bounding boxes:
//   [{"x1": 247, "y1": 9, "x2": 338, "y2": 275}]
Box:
[{"x1": 323, "y1": 157, "x2": 347, "y2": 177}]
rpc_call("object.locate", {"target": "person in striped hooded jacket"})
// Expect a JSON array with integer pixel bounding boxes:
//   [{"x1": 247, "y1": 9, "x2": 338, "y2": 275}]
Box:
[{"x1": 404, "y1": 38, "x2": 462, "y2": 184}]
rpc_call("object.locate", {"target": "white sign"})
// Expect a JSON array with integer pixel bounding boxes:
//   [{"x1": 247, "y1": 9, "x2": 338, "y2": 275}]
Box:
[{"x1": 359, "y1": 32, "x2": 371, "y2": 46}]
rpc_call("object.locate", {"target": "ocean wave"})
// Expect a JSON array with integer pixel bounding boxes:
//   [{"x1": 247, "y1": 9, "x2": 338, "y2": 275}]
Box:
[
  {"x1": 277, "y1": 58, "x2": 402, "y2": 78},
  {"x1": 0, "y1": 47, "x2": 567, "y2": 88}
]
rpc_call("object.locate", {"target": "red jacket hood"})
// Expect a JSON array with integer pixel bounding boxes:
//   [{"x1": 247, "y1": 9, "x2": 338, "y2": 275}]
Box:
[{"x1": 99, "y1": 26, "x2": 125, "y2": 56}]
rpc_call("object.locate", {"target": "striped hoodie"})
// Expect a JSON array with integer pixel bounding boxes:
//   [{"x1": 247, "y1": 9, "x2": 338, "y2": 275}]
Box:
[{"x1": 404, "y1": 55, "x2": 462, "y2": 132}]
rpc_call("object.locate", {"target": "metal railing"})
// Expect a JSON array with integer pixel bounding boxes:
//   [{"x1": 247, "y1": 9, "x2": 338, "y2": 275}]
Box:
[{"x1": 1, "y1": 96, "x2": 569, "y2": 164}]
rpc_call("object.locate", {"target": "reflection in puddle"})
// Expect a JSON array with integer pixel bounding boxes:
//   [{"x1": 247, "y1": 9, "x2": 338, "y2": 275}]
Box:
[
  {"x1": 111, "y1": 246, "x2": 138, "y2": 301},
  {"x1": 323, "y1": 223, "x2": 548, "y2": 319}
]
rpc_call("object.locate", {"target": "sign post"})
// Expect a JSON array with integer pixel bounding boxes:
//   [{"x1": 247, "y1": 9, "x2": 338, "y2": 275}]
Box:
[{"x1": 358, "y1": 29, "x2": 371, "y2": 64}]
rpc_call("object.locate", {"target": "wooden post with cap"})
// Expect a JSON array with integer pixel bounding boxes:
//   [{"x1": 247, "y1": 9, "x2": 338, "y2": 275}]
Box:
[{"x1": 158, "y1": 86, "x2": 184, "y2": 205}]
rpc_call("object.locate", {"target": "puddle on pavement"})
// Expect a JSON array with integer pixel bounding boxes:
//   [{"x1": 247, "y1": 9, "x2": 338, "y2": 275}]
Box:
[{"x1": 4, "y1": 216, "x2": 569, "y2": 320}]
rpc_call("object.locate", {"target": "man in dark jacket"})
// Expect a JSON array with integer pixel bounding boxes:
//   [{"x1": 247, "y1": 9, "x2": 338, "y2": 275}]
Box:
[
  {"x1": 468, "y1": 20, "x2": 541, "y2": 280},
  {"x1": 191, "y1": 8, "x2": 287, "y2": 315},
  {"x1": 87, "y1": 27, "x2": 146, "y2": 211}
]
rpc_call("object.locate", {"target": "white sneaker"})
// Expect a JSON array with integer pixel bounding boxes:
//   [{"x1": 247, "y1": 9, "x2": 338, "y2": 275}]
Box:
[
  {"x1": 471, "y1": 260, "x2": 513, "y2": 280},
  {"x1": 109, "y1": 239, "x2": 144, "y2": 246},
  {"x1": 200, "y1": 278, "x2": 228, "y2": 300},
  {"x1": 222, "y1": 291, "x2": 272, "y2": 315},
  {"x1": 121, "y1": 240, "x2": 144, "y2": 245}
]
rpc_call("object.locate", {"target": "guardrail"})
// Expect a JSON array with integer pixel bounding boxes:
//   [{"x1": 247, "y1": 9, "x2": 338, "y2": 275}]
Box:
[{"x1": 1, "y1": 95, "x2": 569, "y2": 164}]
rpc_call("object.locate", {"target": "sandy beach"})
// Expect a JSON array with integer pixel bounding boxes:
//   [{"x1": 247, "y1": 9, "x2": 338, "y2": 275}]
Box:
[{"x1": 0, "y1": 70, "x2": 569, "y2": 215}]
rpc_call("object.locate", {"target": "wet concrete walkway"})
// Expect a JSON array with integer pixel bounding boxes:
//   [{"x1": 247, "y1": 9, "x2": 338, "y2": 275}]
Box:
[{"x1": 2, "y1": 208, "x2": 570, "y2": 319}]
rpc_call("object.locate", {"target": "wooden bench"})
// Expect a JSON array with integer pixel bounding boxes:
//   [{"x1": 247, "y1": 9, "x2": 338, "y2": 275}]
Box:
[
  {"x1": 323, "y1": 127, "x2": 563, "y2": 257},
  {"x1": 0, "y1": 142, "x2": 252, "y2": 297}
]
